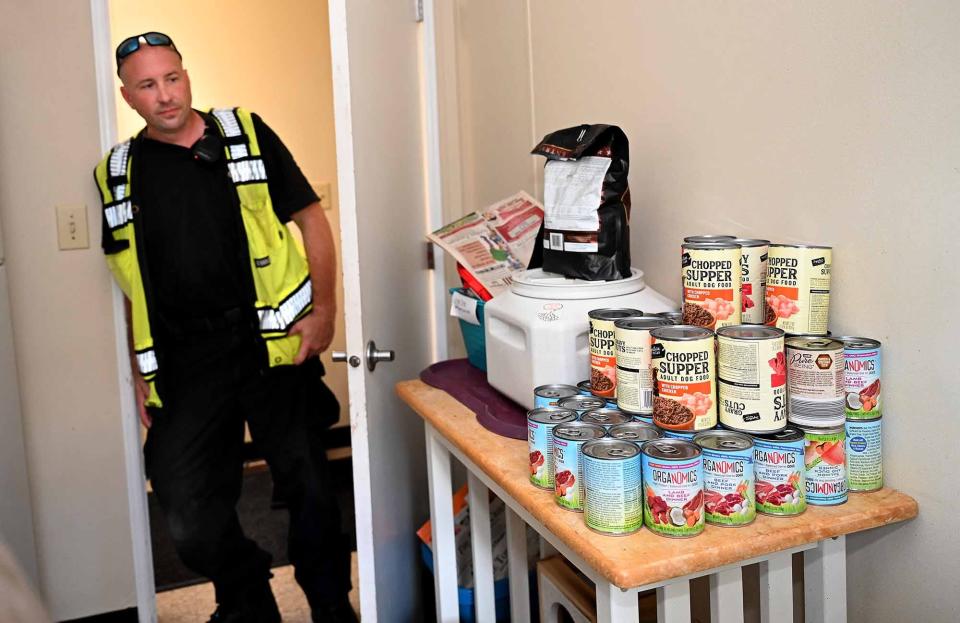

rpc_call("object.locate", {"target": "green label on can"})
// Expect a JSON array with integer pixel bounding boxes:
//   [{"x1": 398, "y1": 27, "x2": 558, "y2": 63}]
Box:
[
  {"x1": 804, "y1": 430, "x2": 847, "y2": 505},
  {"x1": 846, "y1": 419, "x2": 882, "y2": 491},
  {"x1": 553, "y1": 438, "x2": 584, "y2": 511},
  {"x1": 583, "y1": 454, "x2": 643, "y2": 534}
]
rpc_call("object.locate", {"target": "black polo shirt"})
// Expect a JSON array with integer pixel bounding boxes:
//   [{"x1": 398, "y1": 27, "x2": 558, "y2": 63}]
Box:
[{"x1": 119, "y1": 111, "x2": 318, "y2": 328}]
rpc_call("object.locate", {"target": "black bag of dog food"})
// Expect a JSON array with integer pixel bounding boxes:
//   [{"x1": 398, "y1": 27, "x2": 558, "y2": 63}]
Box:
[{"x1": 528, "y1": 124, "x2": 631, "y2": 281}]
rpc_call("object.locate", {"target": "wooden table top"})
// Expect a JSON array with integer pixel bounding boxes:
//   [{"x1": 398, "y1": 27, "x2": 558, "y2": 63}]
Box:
[{"x1": 397, "y1": 379, "x2": 919, "y2": 590}]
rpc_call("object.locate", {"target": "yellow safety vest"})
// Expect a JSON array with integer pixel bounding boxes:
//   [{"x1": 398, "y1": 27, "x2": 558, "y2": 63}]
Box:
[{"x1": 94, "y1": 107, "x2": 313, "y2": 407}]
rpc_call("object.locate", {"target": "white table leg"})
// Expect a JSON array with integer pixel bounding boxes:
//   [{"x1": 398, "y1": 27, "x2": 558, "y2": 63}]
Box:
[
  {"x1": 596, "y1": 581, "x2": 638, "y2": 623},
  {"x1": 709, "y1": 567, "x2": 744, "y2": 623},
  {"x1": 506, "y1": 506, "x2": 531, "y2": 623},
  {"x1": 804, "y1": 535, "x2": 847, "y2": 623},
  {"x1": 759, "y1": 551, "x2": 793, "y2": 623},
  {"x1": 425, "y1": 426, "x2": 460, "y2": 622},
  {"x1": 467, "y1": 472, "x2": 495, "y2": 623},
  {"x1": 656, "y1": 580, "x2": 690, "y2": 623}
]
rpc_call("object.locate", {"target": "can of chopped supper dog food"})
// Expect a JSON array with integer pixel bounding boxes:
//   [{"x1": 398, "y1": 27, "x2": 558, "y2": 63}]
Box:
[
  {"x1": 684, "y1": 235, "x2": 737, "y2": 244},
  {"x1": 752, "y1": 427, "x2": 806, "y2": 516},
  {"x1": 614, "y1": 317, "x2": 672, "y2": 416},
  {"x1": 766, "y1": 244, "x2": 832, "y2": 334},
  {"x1": 732, "y1": 238, "x2": 770, "y2": 325},
  {"x1": 642, "y1": 439, "x2": 704, "y2": 537},
  {"x1": 801, "y1": 424, "x2": 847, "y2": 506},
  {"x1": 582, "y1": 439, "x2": 643, "y2": 535},
  {"x1": 608, "y1": 421, "x2": 661, "y2": 446},
  {"x1": 837, "y1": 337, "x2": 882, "y2": 419},
  {"x1": 534, "y1": 384, "x2": 580, "y2": 409},
  {"x1": 527, "y1": 407, "x2": 577, "y2": 489},
  {"x1": 650, "y1": 325, "x2": 717, "y2": 431},
  {"x1": 682, "y1": 242, "x2": 742, "y2": 329},
  {"x1": 845, "y1": 417, "x2": 882, "y2": 492},
  {"x1": 558, "y1": 395, "x2": 607, "y2": 418},
  {"x1": 785, "y1": 337, "x2": 846, "y2": 427},
  {"x1": 589, "y1": 308, "x2": 644, "y2": 399},
  {"x1": 553, "y1": 422, "x2": 607, "y2": 512},
  {"x1": 580, "y1": 408, "x2": 632, "y2": 430},
  {"x1": 717, "y1": 325, "x2": 787, "y2": 434},
  {"x1": 695, "y1": 430, "x2": 755, "y2": 526}
]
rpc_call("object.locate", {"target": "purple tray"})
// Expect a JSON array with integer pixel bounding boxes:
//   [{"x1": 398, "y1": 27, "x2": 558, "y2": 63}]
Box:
[{"x1": 419, "y1": 359, "x2": 527, "y2": 440}]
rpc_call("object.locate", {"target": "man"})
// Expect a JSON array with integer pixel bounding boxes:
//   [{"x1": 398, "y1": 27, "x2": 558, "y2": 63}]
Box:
[{"x1": 93, "y1": 32, "x2": 356, "y2": 623}]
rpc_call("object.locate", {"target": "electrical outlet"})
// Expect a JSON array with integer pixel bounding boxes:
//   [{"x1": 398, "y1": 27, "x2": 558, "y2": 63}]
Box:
[
  {"x1": 312, "y1": 182, "x2": 333, "y2": 211},
  {"x1": 56, "y1": 205, "x2": 89, "y2": 250}
]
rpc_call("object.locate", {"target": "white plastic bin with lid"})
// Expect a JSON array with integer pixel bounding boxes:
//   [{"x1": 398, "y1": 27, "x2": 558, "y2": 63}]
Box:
[{"x1": 483, "y1": 268, "x2": 677, "y2": 409}]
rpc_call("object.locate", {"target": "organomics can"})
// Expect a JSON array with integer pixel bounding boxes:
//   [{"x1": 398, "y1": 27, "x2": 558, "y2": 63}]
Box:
[
  {"x1": 558, "y1": 395, "x2": 607, "y2": 417},
  {"x1": 694, "y1": 430, "x2": 755, "y2": 526},
  {"x1": 845, "y1": 418, "x2": 883, "y2": 492},
  {"x1": 534, "y1": 384, "x2": 580, "y2": 409},
  {"x1": 801, "y1": 424, "x2": 847, "y2": 506},
  {"x1": 589, "y1": 308, "x2": 643, "y2": 399},
  {"x1": 765, "y1": 244, "x2": 832, "y2": 334},
  {"x1": 650, "y1": 325, "x2": 717, "y2": 431},
  {"x1": 614, "y1": 317, "x2": 672, "y2": 416},
  {"x1": 577, "y1": 380, "x2": 592, "y2": 396},
  {"x1": 717, "y1": 325, "x2": 787, "y2": 434},
  {"x1": 608, "y1": 421, "x2": 661, "y2": 446},
  {"x1": 753, "y1": 427, "x2": 806, "y2": 516},
  {"x1": 785, "y1": 337, "x2": 845, "y2": 427},
  {"x1": 527, "y1": 407, "x2": 577, "y2": 489},
  {"x1": 582, "y1": 439, "x2": 643, "y2": 535},
  {"x1": 642, "y1": 439, "x2": 704, "y2": 538},
  {"x1": 580, "y1": 408, "x2": 632, "y2": 430},
  {"x1": 837, "y1": 337, "x2": 882, "y2": 419},
  {"x1": 682, "y1": 242, "x2": 742, "y2": 329},
  {"x1": 552, "y1": 422, "x2": 607, "y2": 512},
  {"x1": 656, "y1": 310, "x2": 683, "y2": 325},
  {"x1": 732, "y1": 238, "x2": 770, "y2": 324}
]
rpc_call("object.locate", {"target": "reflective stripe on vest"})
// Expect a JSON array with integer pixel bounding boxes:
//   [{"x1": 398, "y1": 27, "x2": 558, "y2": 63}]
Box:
[
  {"x1": 257, "y1": 277, "x2": 312, "y2": 333},
  {"x1": 227, "y1": 159, "x2": 267, "y2": 184},
  {"x1": 136, "y1": 348, "x2": 158, "y2": 377}
]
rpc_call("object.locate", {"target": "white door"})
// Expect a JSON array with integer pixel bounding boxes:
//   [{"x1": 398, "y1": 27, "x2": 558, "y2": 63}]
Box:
[{"x1": 328, "y1": 1, "x2": 437, "y2": 620}]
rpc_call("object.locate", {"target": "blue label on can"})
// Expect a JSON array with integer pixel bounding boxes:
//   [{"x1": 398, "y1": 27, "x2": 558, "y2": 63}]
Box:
[
  {"x1": 642, "y1": 453, "x2": 704, "y2": 537},
  {"x1": 804, "y1": 429, "x2": 847, "y2": 505},
  {"x1": 661, "y1": 429, "x2": 698, "y2": 441},
  {"x1": 583, "y1": 453, "x2": 643, "y2": 534},
  {"x1": 753, "y1": 437, "x2": 806, "y2": 515},
  {"x1": 702, "y1": 447, "x2": 755, "y2": 526},
  {"x1": 845, "y1": 419, "x2": 882, "y2": 491}
]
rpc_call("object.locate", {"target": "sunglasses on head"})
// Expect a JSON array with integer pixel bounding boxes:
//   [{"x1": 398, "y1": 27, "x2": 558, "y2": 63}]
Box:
[{"x1": 115, "y1": 32, "x2": 181, "y2": 71}]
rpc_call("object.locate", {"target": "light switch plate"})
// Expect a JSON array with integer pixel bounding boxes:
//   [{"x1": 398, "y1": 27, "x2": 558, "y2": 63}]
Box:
[
  {"x1": 312, "y1": 182, "x2": 333, "y2": 211},
  {"x1": 56, "y1": 205, "x2": 89, "y2": 250}
]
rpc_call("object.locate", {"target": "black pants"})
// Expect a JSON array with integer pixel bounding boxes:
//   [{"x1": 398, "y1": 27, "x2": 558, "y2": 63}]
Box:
[{"x1": 144, "y1": 327, "x2": 351, "y2": 608}]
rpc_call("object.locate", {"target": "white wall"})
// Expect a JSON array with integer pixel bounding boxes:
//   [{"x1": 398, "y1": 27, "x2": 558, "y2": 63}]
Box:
[{"x1": 453, "y1": 2, "x2": 957, "y2": 620}]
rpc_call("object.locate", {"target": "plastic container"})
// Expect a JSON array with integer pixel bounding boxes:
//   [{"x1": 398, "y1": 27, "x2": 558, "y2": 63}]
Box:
[
  {"x1": 450, "y1": 287, "x2": 487, "y2": 371},
  {"x1": 484, "y1": 269, "x2": 675, "y2": 408},
  {"x1": 420, "y1": 542, "x2": 510, "y2": 622}
]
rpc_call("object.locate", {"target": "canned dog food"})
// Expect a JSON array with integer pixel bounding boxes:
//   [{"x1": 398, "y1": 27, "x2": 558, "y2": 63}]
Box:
[
  {"x1": 582, "y1": 439, "x2": 643, "y2": 535},
  {"x1": 660, "y1": 428, "x2": 699, "y2": 441},
  {"x1": 633, "y1": 414, "x2": 655, "y2": 424},
  {"x1": 656, "y1": 310, "x2": 683, "y2": 325},
  {"x1": 766, "y1": 244, "x2": 832, "y2": 334},
  {"x1": 581, "y1": 408, "x2": 631, "y2": 430},
  {"x1": 732, "y1": 238, "x2": 770, "y2": 324},
  {"x1": 642, "y1": 439, "x2": 704, "y2": 538},
  {"x1": 837, "y1": 337, "x2": 882, "y2": 419},
  {"x1": 614, "y1": 317, "x2": 672, "y2": 416},
  {"x1": 716, "y1": 326, "x2": 787, "y2": 434},
  {"x1": 753, "y1": 427, "x2": 806, "y2": 516},
  {"x1": 682, "y1": 242, "x2": 742, "y2": 329},
  {"x1": 650, "y1": 326, "x2": 717, "y2": 431},
  {"x1": 785, "y1": 337, "x2": 845, "y2": 427},
  {"x1": 695, "y1": 430, "x2": 755, "y2": 526},
  {"x1": 684, "y1": 235, "x2": 737, "y2": 243},
  {"x1": 589, "y1": 308, "x2": 644, "y2": 399},
  {"x1": 553, "y1": 422, "x2": 607, "y2": 512},
  {"x1": 534, "y1": 384, "x2": 580, "y2": 409},
  {"x1": 801, "y1": 424, "x2": 847, "y2": 506},
  {"x1": 608, "y1": 421, "x2": 661, "y2": 445},
  {"x1": 558, "y1": 395, "x2": 607, "y2": 417},
  {"x1": 577, "y1": 380, "x2": 592, "y2": 396},
  {"x1": 527, "y1": 407, "x2": 577, "y2": 489},
  {"x1": 845, "y1": 418, "x2": 883, "y2": 492}
]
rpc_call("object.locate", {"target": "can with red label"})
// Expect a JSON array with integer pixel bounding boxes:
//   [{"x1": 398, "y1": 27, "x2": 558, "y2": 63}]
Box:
[
  {"x1": 589, "y1": 308, "x2": 643, "y2": 399},
  {"x1": 682, "y1": 242, "x2": 742, "y2": 330},
  {"x1": 650, "y1": 325, "x2": 717, "y2": 431}
]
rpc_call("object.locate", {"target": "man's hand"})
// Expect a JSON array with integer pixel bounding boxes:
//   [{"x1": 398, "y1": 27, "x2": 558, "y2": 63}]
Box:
[
  {"x1": 133, "y1": 370, "x2": 152, "y2": 428},
  {"x1": 289, "y1": 306, "x2": 336, "y2": 365}
]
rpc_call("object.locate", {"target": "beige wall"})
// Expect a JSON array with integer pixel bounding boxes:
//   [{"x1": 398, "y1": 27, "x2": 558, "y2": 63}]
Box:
[
  {"x1": 454, "y1": 2, "x2": 958, "y2": 620},
  {"x1": 110, "y1": 0, "x2": 348, "y2": 426},
  {"x1": 0, "y1": 2, "x2": 135, "y2": 619}
]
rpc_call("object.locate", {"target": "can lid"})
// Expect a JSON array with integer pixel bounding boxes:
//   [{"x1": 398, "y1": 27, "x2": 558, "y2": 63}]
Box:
[
  {"x1": 796, "y1": 423, "x2": 846, "y2": 435},
  {"x1": 582, "y1": 438, "x2": 640, "y2": 460},
  {"x1": 650, "y1": 325, "x2": 715, "y2": 341},
  {"x1": 717, "y1": 325, "x2": 785, "y2": 340},
  {"x1": 554, "y1": 422, "x2": 607, "y2": 441},
  {"x1": 769, "y1": 243, "x2": 833, "y2": 250},
  {"x1": 754, "y1": 427, "x2": 805, "y2": 443},
  {"x1": 534, "y1": 384, "x2": 580, "y2": 399},
  {"x1": 581, "y1": 409, "x2": 631, "y2": 425},
  {"x1": 558, "y1": 396, "x2": 607, "y2": 411},
  {"x1": 730, "y1": 238, "x2": 770, "y2": 247},
  {"x1": 834, "y1": 336, "x2": 882, "y2": 349},
  {"x1": 588, "y1": 308, "x2": 643, "y2": 321},
  {"x1": 642, "y1": 438, "x2": 702, "y2": 460},
  {"x1": 683, "y1": 235, "x2": 736, "y2": 243},
  {"x1": 576, "y1": 380, "x2": 592, "y2": 391},
  {"x1": 694, "y1": 429, "x2": 754, "y2": 451},
  {"x1": 609, "y1": 422, "x2": 661, "y2": 442},
  {"x1": 682, "y1": 241, "x2": 741, "y2": 250},
  {"x1": 785, "y1": 336, "x2": 843, "y2": 351},
  {"x1": 526, "y1": 407, "x2": 577, "y2": 425},
  {"x1": 614, "y1": 317, "x2": 673, "y2": 330}
]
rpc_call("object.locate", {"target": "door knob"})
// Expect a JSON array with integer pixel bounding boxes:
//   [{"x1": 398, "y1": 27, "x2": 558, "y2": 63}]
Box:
[
  {"x1": 365, "y1": 340, "x2": 395, "y2": 371},
  {"x1": 332, "y1": 352, "x2": 362, "y2": 367}
]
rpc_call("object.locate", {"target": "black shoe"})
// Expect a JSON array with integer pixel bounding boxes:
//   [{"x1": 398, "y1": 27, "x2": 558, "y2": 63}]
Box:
[
  {"x1": 311, "y1": 598, "x2": 358, "y2": 623},
  {"x1": 208, "y1": 581, "x2": 281, "y2": 623}
]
